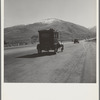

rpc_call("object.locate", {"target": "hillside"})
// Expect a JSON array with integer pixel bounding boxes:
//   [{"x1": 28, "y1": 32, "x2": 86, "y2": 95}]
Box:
[
  {"x1": 4, "y1": 18, "x2": 96, "y2": 46},
  {"x1": 90, "y1": 26, "x2": 96, "y2": 34}
]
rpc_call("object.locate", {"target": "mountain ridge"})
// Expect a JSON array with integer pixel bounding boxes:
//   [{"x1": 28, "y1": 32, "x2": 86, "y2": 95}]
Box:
[{"x1": 4, "y1": 18, "x2": 96, "y2": 46}]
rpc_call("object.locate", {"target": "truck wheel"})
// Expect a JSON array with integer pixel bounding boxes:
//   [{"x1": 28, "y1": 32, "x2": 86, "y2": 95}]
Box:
[
  {"x1": 61, "y1": 45, "x2": 64, "y2": 52},
  {"x1": 38, "y1": 49, "x2": 42, "y2": 54},
  {"x1": 37, "y1": 44, "x2": 42, "y2": 54},
  {"x1": 54, "y1": 45, "x2": 58, "y2": 53},
  {"x1": 54, "y1": 48, "x2": 58, "y2": 53}
]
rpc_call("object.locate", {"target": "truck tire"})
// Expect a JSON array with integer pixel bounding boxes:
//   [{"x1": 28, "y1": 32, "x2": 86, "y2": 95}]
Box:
[
  {"x1": 54, "y1": 44, "x2": 58, "y2": 53},
  {"x1": 38, "y1": 49, "x2": 42, "y2": 54},
  {"x1": 61, "y1": 44, "x2": 64, "y2": 52},
  {"x1": 37, "y1": 44, "x2": 42, "y2": 54},
  {"x1": 54, "y1": 47, "x2": 58, "y2": 53}
]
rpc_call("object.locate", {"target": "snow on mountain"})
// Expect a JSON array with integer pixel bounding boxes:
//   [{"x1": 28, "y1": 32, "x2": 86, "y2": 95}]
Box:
[{"x1": 39, "y1": 18, "x2": 62, "y2": 24}]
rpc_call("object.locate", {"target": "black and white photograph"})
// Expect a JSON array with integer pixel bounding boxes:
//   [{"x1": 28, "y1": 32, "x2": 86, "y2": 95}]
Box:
[{"x1": 4, "y1": 0, "x2": 97, "y2": 83}]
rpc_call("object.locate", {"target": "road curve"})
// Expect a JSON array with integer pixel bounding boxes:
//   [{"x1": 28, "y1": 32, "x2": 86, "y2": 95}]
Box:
[{"x1": 4, "y1": 41, "x2": 96, "y2": 83}]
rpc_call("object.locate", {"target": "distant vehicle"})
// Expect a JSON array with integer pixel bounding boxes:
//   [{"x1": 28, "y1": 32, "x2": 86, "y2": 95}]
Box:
[
  {"x1": 74, "y1": 39, "x2": 79, "y2": 43},
  {"x1": 37, "y1": 28, "x2": 64, "y2": 54}
]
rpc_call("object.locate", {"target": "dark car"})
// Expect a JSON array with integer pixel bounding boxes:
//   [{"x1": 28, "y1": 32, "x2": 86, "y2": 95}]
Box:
[{"x1": 74, "y1": 39, "x2": 79, "y2": 43}]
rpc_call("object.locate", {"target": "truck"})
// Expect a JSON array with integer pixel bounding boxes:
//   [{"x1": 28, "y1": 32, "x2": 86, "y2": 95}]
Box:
[{"x1": 37, "y1": 28, "x2": 64, "y2": 54}]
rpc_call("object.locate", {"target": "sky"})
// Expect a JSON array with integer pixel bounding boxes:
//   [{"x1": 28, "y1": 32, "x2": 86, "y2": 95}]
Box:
[{"x1": 4, "y1": 0, "x2": 97, "y2": 28}]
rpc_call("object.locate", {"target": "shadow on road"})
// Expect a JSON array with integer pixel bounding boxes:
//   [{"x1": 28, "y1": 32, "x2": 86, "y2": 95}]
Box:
[{"x1": 17, "y1": 52, "x2": 56, "y2": 58}]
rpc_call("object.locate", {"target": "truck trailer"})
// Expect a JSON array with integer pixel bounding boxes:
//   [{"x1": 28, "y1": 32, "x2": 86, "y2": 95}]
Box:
[{"x1": 37, "y1": 28, "x2": 63, "y2": 54}]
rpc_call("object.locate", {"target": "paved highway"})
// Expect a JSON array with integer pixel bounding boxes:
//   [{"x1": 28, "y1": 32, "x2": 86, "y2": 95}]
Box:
[{"x1": 4, "y1": 41, "x2": 96, "y2": 83}]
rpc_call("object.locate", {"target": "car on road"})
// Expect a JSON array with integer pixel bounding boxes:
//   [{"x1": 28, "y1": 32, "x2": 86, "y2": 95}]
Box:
[
  {"x1": 74, "y1": 39, "x2": 79, "y2": 43},
  {"x1": 37, "y1": 28, "x2": 64, "y2": 54}
]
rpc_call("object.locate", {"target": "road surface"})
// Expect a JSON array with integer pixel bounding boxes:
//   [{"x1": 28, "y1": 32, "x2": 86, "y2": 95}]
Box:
[{"x1": 4, "y1": 41, "x2": 96, "y2": 83}]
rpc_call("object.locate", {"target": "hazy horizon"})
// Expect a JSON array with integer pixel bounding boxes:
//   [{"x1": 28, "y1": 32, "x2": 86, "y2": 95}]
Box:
[{"x1": 4, "y1": 0, "x2": 96, "y2": 28}]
